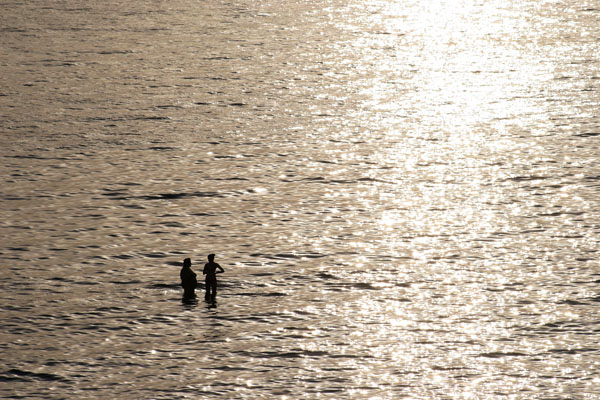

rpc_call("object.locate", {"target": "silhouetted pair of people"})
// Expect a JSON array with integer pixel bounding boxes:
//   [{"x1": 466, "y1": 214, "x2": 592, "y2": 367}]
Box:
[{"x1": 180, "y1": 254, "x2": 224, "y2": 301}]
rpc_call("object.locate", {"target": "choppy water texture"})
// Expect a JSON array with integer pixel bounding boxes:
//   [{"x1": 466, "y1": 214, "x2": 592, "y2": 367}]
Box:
[{"x1": 1, "y1": 0, "x2": 600, "y2": 398}]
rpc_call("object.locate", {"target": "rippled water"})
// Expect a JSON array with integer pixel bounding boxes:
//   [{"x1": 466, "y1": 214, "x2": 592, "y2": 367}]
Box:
[{"x1": 1, "y1": 0, "x2": 600, "y2": 398}]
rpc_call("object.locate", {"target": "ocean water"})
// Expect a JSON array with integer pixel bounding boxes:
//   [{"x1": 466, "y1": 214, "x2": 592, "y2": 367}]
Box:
[{"x1": 1, "y1": 0, "x2": 599, "y2": 398}]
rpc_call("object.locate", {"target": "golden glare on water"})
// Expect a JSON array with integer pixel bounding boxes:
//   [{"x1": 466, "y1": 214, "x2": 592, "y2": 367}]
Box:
[
  {"x1": 311, "y1": 1, "x2": 599, "y2": 396},
  {"x1": 356, "y1": 0, "x2": 556, "y2": 135}
]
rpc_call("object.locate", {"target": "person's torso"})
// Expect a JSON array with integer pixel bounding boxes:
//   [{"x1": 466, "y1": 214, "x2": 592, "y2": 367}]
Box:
[
  {"x1": 181, "y1": 267, "x2": 196, "y2": 281},
  {"x1": 204, "y1": 262, "x2": 220, "y2": 279}
]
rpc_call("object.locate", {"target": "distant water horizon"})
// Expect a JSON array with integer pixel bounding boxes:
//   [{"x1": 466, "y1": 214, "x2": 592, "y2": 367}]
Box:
[{"x1": 1, "y1": 0, "x2": 599, "y2": 398}]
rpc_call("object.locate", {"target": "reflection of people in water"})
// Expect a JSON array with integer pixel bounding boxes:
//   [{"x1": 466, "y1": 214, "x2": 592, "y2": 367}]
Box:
[
  {"x1": 203, "y1": 253, "x2": 224, "y2": 301},
  {"x1": 180, "y1": 258, "x2": 197, "y2": 298}
]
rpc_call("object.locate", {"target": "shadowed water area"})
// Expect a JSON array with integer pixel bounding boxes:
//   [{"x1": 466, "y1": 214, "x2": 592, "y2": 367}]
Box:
[{"x1": 1, "y1": 0, "x2": 599, "y2": 398}]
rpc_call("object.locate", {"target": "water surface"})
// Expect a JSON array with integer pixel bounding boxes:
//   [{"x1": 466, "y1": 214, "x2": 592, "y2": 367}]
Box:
[{"x1": 1, "y1": 0, "x2": 600, "y2": 398}]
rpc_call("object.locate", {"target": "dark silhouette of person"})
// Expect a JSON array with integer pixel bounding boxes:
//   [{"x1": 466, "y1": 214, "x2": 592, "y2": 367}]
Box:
[
  {"x1": 203, "y1": 253, "x2": 224, "y2": 301},
  {"x1": 180, "y1": 258, "x2": 197, "y2": 299}
]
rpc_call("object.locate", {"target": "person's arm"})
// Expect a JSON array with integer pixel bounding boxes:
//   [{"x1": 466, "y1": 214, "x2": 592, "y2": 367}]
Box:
[{"x1": 217, "y1": 264, "x2": 224, "y2": 274}]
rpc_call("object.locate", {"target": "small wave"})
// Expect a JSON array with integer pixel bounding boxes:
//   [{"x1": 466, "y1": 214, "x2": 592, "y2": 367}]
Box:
[
  {"x1": 351, "y1": 282, "x2": 379, "y2": 290},
  {"x1": 7, "y1": 247, "x2": 29, "y2": 251},
  {"x1": 101, "y1": 191, "x2": 227, "y2": 201},
  {"x1": 236, "y1": 350, "x2": 331, "y2": 359},
  {"x1": 317, "y1": 272, "x2": 338, "y2": 280},
  {"x1": 251, "y1": 252, "x2": 326, "y2": 260},
  {"x1": 206, "y1": 365, "x2": 250, "y2": 371},
  {"x1": 537, "y1": 211, "x2": 584, "y2": 217},
  {"x1": 1, "y1": 368, "x2": 70, "y2": 383},
  {"x1": 165, "y1": 261, "x2": 183, "y2": 267},
  {"x1": 110, "y1": 280, "x2": 143, "y2": 285},
  {"x1": 148, "y1": 146, "x2": 179, "y2": 151},
  {"x1": 148, "y1": 283, "x2": 180, "y2": 289},
  {"x1": 98, "y1": 50, "x2": 135, "y2": 54},
  {"x1": 557, "y1": 299, "x2": 588, "y2": 306},
  {"x1": 213, "y1": 177, "x2": 250, "y2": 181},
  {"x1": 140, "y1": 252, "x2": 169, "y2": 259},
  {"x1": 574, "y1": 132, "x2": 600, "y2": 137},
  {"x1": 547, "y1": 348, "x2": 597, "y2": 355},
  {"x1": 85, "y1": 115, "x2": 170, "y2": 123},
  {"x1": 139, "y1": 192, "x2": 225, "y2": 200},
  {"x1": 112, "y1": 254, "x2": 135, "y2": 260},
  {"x1": 230, "y1": 292, "x2": 287, "y2": 297},
  {"x1": 325, "y1": 282, "x2": 379, "y2": 290},
  {"x1": 478, "y1": 352, "x2": 528, "y2": 358},
  {"x1": 273, "y1": 253, "x2": 304, "y2": 259},
  {"x1": 507, "y1": 175, "x2": 548, "y2": 182},
  {"x1": 289, "y1": 176, "x2": 392, "y2": 185},
  {"x1": 431, "y1": 365, "x2": 468, "y2": 371},
  {"x1": 72, "y1": 280, "x2": 100, "y2": 286},
  {"x1": 94, "y1": 306, "x2": 126, "y2": 312}
]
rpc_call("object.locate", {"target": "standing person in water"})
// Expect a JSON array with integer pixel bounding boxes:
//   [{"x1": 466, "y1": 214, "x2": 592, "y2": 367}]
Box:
[
  {"x1": 203, "y1": 253, "x2": 224, "y2": 301},
  {"x1": 180, "y1": 258, "x2": 197, "y2": 299}
]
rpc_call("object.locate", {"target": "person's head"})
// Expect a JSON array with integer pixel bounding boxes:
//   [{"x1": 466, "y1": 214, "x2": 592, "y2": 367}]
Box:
[
  {"x1": 183, "y1": 258, "x2": 191, "y2": 268},
  {"x1": 208, "y1": 254, "x2": 215, "y2": 262}
]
